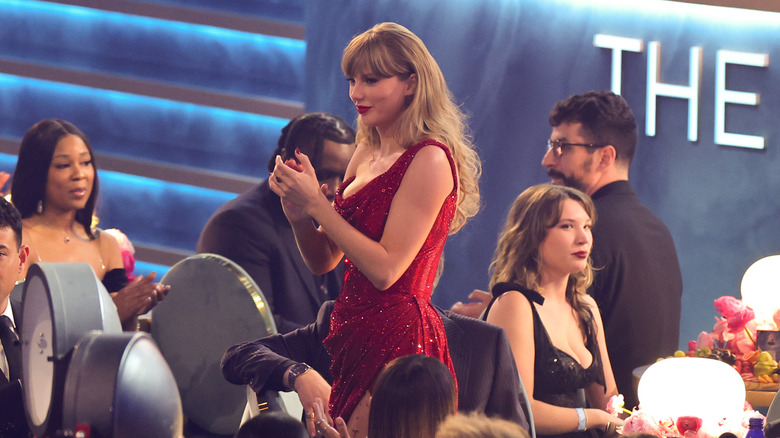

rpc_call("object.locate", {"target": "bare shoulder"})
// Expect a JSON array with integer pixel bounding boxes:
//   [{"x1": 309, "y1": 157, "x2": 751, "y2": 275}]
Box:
[
  {"x1": 487, "y1": 289, "x2": 533, "y2": 326},
  {"x1": 581, "y1": 294, "x2": 600, "y2": 312},
  {"x1": 493, "y1": 289, "x2": 533, "y2": 314},
  {"x1": 404, "y1": 144, "x2": 453, "y2": 187},
  {"x1": 411, "y1": 142, "x2": 450, "y2": 165},
  {"x1": 95, "y1": 228, "x2": 122, "y2": 256}
]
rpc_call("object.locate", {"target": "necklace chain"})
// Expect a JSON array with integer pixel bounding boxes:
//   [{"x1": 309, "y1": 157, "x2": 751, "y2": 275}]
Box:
[{"x1": 36, "y1": 215, "x2": 76, "y2": 244}]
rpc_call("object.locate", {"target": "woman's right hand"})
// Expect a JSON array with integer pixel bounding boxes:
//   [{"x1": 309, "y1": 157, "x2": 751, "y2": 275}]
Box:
[
  {"x1": 588, "y1": 408, "x2": 624, "y2": 432},
  {"x1": 111, "y1": 272, "x2": 169, "y2": 328}
]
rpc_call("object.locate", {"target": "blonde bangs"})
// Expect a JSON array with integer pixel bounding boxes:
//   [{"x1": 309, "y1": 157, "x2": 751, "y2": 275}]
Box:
[{"x1": 341, "y1": 31, "x2": 409, "y2": 79}]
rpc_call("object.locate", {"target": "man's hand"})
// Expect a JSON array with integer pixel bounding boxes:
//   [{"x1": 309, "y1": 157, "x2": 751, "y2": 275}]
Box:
[{"x1": 449, "y1": 289, "x2": 492, "y2": 319}]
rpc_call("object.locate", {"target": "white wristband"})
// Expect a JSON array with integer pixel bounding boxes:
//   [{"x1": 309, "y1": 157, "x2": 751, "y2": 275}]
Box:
[{"x1": 575, "y1": 408, "x2": 587, "y2": 431}]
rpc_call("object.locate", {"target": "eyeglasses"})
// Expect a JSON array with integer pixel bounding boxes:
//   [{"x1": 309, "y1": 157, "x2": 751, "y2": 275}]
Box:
[{"x1": 546, "y1": 139, "x2": 607, "y2": 158}]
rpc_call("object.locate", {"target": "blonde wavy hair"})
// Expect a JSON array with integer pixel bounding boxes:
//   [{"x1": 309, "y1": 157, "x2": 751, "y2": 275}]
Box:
[
  {"x1": 341, "y1": 22, "x2": 481, "y2": 234},
  {"x1": 489, "y1": 184, "x2": 596, "y2": 329}
]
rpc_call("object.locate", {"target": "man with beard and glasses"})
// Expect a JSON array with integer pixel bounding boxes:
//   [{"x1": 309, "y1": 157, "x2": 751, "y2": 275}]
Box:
[{"x1": 541, "y1": 90, "x2": 682, "y2": 409}]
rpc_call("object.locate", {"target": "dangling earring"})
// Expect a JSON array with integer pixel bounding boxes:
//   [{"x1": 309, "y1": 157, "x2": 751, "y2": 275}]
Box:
[{"x1": 36, "y1": 200, "x2": 43, "y2": 214}]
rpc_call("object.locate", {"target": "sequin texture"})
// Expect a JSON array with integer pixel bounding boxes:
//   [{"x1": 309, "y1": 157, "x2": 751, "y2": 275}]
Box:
[{"x1": 324, "y1": 140, "x2": 458, "y2": 421}]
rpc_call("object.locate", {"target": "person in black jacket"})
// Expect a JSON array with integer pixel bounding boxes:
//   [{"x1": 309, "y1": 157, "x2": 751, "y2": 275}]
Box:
[
  {"x1": 0, "y1": 197, "x2": 31, "y2": 436},
  {"x1": 221, "y1": 301, "x2": 529, "y2": 432},
  {"x1": 198, "y1": 113, "x2": 355, "y2": 333}
]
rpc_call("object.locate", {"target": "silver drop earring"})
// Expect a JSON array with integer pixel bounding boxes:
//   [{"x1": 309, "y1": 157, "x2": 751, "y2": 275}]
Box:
[{"x1": 36, "y1": 200, "x2": 43, "y2": 214}]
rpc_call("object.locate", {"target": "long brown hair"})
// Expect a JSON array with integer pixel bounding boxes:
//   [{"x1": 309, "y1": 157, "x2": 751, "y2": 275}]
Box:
[
  {"x1": 489, "y1": 184, "x2": 597, "y2": 331},
  {"x1": 342, "y1": 22, "x2": 481, "y2": 234}
]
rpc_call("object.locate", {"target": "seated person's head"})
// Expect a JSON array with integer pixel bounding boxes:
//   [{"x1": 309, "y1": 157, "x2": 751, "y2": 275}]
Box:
[
  {"x1": 548, "y1": 90, "x2": 638, "y2": 170},
  {"x1": 369, "y1": 354, "x2": 456, "y2": 438},
  {"x1": 234, "y1": 411, "x2": 307, "y2": 438},
  {"x1": 11, "y1": 119, "x2": 99, "y2": 237},
  {"x1": 489, "y1": 183, "x2": 596, "y2": 295},
  {"x1": 266, "y1": 112, "x2": 356, "y2": 201},
  {"x1": 435, "y1": 412, "x2": 529, "y2": 438},
  {"x1": 0, "y1": 197, "x2": 28, "y2": 307}
]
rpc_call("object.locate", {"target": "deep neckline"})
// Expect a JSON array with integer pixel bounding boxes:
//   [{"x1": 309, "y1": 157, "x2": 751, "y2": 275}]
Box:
[
  {"x1": 336, "y1": 139, "x2": 445, "y2": 203},
  {"x1": 491, "y1": 282, "x2": 594, "y2": 369},
  {"x1": 532, "y1": 303, "x2": 595, "y2": 370}
]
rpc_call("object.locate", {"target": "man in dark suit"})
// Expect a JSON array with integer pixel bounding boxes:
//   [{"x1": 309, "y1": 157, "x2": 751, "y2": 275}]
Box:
[
  {"x1": 221, "y1": 301, "x2": 529, "y2": 431},
  {"x1": 0, "y1": 197, "x2": 31, "y2": 436},
  {"x1": 197, "y1": 113, "x2": 356, "y2": 333}
]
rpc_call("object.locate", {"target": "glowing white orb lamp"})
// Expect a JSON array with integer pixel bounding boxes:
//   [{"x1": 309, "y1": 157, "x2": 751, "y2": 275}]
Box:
[
  {"x1": 741, "y1": 255, "x2": 780, "y2": 322},
  {"x1": 637, "y1": 357, "x2": 745, "y2": 424}
]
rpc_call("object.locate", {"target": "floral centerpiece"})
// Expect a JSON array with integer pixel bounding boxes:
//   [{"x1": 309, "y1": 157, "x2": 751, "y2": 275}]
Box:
[
  {"x1": 688, "y1": 296, "x2": 780, "y2": 385},
  {"x1": 613, "y1": 296, "x2": 774, "y2": 438}
]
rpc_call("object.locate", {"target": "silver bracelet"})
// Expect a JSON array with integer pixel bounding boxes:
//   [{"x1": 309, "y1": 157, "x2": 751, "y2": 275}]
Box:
[{"x1": 575, "y1": 407, "x2": 587, "y2": 431}]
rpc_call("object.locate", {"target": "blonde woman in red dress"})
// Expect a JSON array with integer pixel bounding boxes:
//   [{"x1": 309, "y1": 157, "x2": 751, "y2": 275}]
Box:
[{"x1": 270, "y1": 22, "x2": 481, "y2": 437}]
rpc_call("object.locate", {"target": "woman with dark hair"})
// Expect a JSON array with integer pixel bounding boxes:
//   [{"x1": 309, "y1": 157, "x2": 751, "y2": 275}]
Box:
[
  {"x1": 11, "y1": 119, "x2": 166, "y2": 330},
  {"x1": 483, "y1": 184, "x2": 623, "y2": 438}
]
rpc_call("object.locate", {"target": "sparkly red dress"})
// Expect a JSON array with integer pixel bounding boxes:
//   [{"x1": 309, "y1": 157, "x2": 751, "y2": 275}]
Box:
[{"x1": 323, "y1": 139, "x2": 458, "y2": 421}]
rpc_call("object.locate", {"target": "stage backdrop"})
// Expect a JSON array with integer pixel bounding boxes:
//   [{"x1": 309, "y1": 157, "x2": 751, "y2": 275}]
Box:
[{"x1": 304, "y1": 0, "x2": 780, "y2": 349}]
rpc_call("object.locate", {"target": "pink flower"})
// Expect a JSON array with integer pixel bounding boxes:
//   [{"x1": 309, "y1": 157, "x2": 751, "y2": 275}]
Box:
[
  {"x1": 606, "y1": 394, "x2": 625, "y2": 415},
  {"x1": 728, "y1": 307, "x2": 755, "y2": 332},
  {"x1": 712, "y1": 317, "x2": 731, "y2": 344},
  {"x1": 715, "y1": 296, "x2": 745, "y2": 318},
  {"x1": 104, "y1": 228, "x2": 137, "y2": 282},
  {"x1": 120, "y1": 249, "x2": 137, "y2": 282},
  {"x1": 658, "y1": 418, "x2": 679, "y2": 437},
  {"x1": 676, "y1": 416, "x2": 703, "y2": 435},
  {"x1": 622, "y1": 411, "x2": 662, "y2": 436},
  {"x1": 696, "y1": 331, "x2": 715, "y2": 350}
]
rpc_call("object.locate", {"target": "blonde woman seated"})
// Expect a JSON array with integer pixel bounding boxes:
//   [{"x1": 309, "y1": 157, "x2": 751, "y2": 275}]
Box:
[
  {"x1": 11, "y1": 119, "x2": 168, "y2": 331},
  {"x1": 483, "y1": 184, "x2": 623, "y2": 438}
]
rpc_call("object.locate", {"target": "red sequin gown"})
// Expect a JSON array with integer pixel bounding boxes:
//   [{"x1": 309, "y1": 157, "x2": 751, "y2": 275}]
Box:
[{"x1": 323, "y1": 139, "x2": 458, "y2": 421}]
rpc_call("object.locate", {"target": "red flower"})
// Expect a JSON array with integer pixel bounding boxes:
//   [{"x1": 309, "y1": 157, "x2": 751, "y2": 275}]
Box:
[{"x1": 676, "y1": 416, "x2": 703, "y2": 435}]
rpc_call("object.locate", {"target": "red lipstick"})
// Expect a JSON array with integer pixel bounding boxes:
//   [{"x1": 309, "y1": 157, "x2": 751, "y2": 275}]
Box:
[{"x1": 356, "y1": 105, "x2": 370, "y2": 115}]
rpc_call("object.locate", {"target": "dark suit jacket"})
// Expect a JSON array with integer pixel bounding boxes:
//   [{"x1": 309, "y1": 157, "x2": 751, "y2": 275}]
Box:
[
  {"x1": 221, "y1": 301, "x2": 529, "y2": 429},
  {"x1": 197, "y1": 181, "x2": 343, "y2": 334},
  {"x1": 590, "y1": 181, "x2": 683, "y2": 408},
  {"x1": 0, "y1": 297, "x2": 30, "y2": 436}
]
